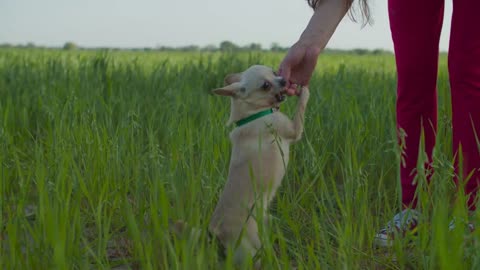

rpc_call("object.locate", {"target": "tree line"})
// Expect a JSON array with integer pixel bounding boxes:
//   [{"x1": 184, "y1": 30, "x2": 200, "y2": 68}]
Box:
[{"x1": 0, "y1": 41, "x2": 392, "y2": 55}]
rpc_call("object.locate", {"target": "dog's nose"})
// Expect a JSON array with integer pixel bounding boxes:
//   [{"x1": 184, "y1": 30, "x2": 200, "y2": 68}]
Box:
[{"x1": 279, "y1": 78, "x2": 286, "y2": 87}]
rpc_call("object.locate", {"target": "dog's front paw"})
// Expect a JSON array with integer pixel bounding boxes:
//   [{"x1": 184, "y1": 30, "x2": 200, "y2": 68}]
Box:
[{"x1": 299, "y1": 87, "x2": 310, "y2": 101}]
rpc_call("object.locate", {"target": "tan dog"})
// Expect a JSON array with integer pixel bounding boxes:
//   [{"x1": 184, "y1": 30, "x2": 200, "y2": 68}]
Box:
[{"x1": 210, "y1": 65, "x2": 310, "y2": 266}]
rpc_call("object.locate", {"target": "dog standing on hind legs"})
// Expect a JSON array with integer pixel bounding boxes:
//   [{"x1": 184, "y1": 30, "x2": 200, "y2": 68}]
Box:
[{"x1": 209, "y1": 65, "x2": 310, "y2": 267}]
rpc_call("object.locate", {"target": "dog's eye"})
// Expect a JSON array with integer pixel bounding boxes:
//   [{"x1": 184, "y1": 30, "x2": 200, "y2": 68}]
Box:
[{"x1": 261, "y1": 81, "x2": 271, "y2": 90}]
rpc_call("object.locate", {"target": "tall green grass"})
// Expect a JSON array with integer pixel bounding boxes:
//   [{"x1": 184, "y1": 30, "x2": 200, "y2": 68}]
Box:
[{"x1": 0, "y1": 49, "x2": 478, "y2": 269}]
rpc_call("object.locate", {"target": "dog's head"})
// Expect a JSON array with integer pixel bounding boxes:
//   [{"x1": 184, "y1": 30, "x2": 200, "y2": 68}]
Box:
[{"x1": 212, "y1": 65, "x2": 287, "y2": 109}]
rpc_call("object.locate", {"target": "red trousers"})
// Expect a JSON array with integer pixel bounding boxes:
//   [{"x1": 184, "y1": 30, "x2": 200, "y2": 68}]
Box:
[{"x1": 389, "y1": 0, "x2": 480, "y2": 209}]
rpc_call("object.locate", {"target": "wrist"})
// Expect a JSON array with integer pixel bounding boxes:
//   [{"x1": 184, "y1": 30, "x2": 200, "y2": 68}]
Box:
[
  {"x1": 298, "y1": 32, "x2": 324, "y2": 50},
  {"x1": 296, "y1": 33, "x2": 323, "y2": 58}
]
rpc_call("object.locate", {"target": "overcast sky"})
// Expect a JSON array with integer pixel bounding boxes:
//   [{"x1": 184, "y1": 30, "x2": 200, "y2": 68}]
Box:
[{"x1": 0, "y1": 0, "x2": 453, "y2": 51}]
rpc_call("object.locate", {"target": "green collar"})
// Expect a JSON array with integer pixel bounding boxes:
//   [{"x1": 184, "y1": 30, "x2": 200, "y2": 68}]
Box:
[{"x1": 235, "y1": 108, "x2": 275, "y2": 127}]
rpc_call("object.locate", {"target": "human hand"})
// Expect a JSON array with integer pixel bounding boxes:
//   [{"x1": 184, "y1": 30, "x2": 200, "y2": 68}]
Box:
[{"x1": 278, "y1": 41, "x2": 321, "y2": 96}]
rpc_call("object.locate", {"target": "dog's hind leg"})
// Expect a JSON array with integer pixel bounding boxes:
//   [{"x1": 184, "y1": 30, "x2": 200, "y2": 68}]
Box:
[{"x1": 233, "y1": 217, "x2": 262, "y2": 267}]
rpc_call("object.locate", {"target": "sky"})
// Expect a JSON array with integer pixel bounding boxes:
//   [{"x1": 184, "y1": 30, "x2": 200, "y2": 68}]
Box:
[{"x1": 0, "y1": 0, "x2": 453, "y2": 51}]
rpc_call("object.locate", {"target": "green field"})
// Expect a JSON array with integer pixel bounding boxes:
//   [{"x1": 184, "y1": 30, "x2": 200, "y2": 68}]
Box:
[{"x1": 1, "y1": 48, "x2": 478, "y2": 269}]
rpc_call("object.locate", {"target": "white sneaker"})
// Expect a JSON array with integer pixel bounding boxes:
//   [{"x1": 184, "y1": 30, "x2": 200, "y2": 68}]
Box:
[{"x1": 374, "y1": 209, "x2": 421, "y2": 248}]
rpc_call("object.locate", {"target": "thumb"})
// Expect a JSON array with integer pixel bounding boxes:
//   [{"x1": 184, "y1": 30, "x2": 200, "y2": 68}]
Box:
[
  {"x1": 278, "y1": 58, "x2": 292, "y2": 88},
  {"x1": 278, "y1": 56, "x2": 291, "y2": 79},
  {"x1": 278, "y1": 65, "x2": 291, "y2": 86}
]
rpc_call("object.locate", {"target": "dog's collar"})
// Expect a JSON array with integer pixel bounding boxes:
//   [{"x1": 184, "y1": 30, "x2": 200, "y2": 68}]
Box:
[{"x1": 235, "y1": 108, "x2": 276, "y2": 127}]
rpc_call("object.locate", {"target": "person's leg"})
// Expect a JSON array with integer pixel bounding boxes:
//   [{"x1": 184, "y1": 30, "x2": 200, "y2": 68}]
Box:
[
  {"x1": 389, "y1": 0, "x2": 444, "y2": 209},
  {"x1": 374, "y1": 0, "x2": 444, "y2": 248},
  {"x1": 448, "y1": 0, "x2": 480, "y2": 211}
]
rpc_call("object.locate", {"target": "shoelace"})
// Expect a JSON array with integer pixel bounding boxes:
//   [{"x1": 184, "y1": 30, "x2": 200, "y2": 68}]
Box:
[{"x1": 384, "y1": 209, "x2": 420, "y2": 236}]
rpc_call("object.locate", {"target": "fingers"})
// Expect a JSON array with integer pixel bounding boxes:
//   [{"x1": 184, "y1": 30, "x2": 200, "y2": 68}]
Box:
[
  {"x1": 284, "y1": 87, "x2": 297, "y2": 96},
  {"x1": 279, "y1": 42, "x2": 317, "y2": 96},
  {"x1": 278, "y1": 43, "x2": 303, "y2": 82},
  {"x1": 278, "y1": 63, "x2": 293, "y2": 93},
  {"x1": 298, "y1": 46, "x2": 321, "y2": 85},
  {"x1": 278, "y1": 61, "x2": 291, "y2": 84},
  {"x1": 284, "y1": 84, "x2": 307, "y2": 96}
]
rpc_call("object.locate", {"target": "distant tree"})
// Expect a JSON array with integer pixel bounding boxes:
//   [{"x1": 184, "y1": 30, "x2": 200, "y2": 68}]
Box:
[
  {"x1": 219, "y1": 40, "x2": 238, "y2": 52},
  {"x1": 352, "y1": 48, "x2": 369, "y2": 55},
  {"x1": 0, "y1": 43, "x2": 12, "y2": 48},
  {"x1": 247, "y1": 43, "x2": 262, "y2": 51},
  {"x1": 26, "y1": 42, "x2": 36, "y2": 48},
  {"x1": 63, "y1": 42, "x2": 77, "y2": 50},
  {"x1": 323, "y1": 48, "x2": 344, "y2": 54},
  {"x1": 180, "y1": 45, "x2": 199, "y2": 51},
  {"x1": 270, "y1": 42, "x2": 283, "y2": 52},
  {"x1": 202, "y1": 44, "x2": 217, "y2": 52},
  {"x1": 157, "y1": 46, "x2": 174, "y2": 51}
]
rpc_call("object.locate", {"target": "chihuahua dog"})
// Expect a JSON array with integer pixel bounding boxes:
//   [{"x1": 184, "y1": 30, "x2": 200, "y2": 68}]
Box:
[{"x1": 210, "y1": 65, "x2": 310, "y2": 266}]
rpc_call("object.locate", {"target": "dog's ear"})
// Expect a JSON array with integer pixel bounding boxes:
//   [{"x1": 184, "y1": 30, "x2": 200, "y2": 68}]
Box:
[
  {"x1": 224, "y1": 73, "x2": 242, "y2": 85},
  {"x1": 212, "y1": 82, "x2": 242, "y2": 97}
]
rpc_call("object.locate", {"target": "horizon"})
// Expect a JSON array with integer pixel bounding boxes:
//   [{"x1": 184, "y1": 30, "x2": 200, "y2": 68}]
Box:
[{"x1": 1, "y1": 0, "x2": 453, "y2": 51}]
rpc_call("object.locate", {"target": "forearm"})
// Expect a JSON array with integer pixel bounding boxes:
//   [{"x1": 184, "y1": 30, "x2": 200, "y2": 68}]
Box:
[{"x1": 299, "y1": 0, "x2": 350, "y2": 50}]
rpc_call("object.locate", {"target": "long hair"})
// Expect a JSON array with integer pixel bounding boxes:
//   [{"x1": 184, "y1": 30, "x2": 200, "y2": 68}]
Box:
[{"x1": 307, "y1": 0, "x2": 371, "y2": 26}]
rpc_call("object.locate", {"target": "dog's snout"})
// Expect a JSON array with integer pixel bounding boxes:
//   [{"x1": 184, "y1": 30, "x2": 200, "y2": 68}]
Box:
[{"x1": 279, "y1": 78, "x2": 286, "y2": 87}]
